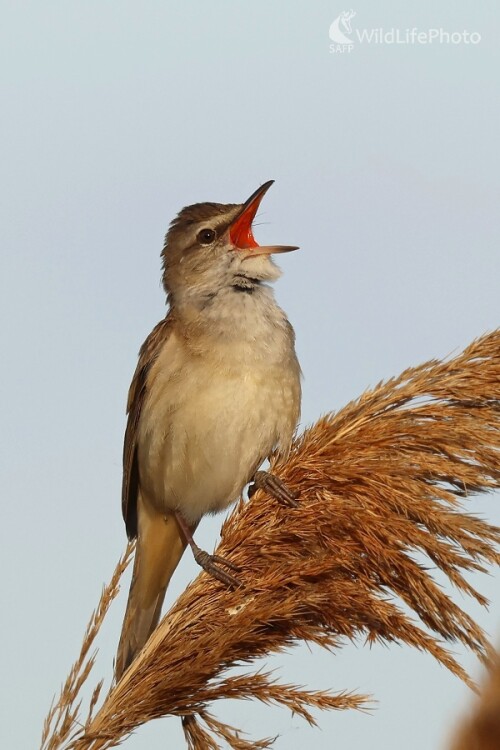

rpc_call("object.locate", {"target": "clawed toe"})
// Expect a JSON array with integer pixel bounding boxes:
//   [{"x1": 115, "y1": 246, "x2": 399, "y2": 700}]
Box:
[
  {"x1": 193, "y1": 548, "x2": 241, "y2": 587},
  {"x1": 210, "y1": 554, "x2": 241, "y2": 573},
  {"x1": 250, "y1": 470, "x2": 300, "y2": 508}
]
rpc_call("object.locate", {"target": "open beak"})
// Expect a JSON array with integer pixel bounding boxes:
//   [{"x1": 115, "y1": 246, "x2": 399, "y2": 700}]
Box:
[{"x1": 228, "y1": 180, "x2": 299, "y2": 256}]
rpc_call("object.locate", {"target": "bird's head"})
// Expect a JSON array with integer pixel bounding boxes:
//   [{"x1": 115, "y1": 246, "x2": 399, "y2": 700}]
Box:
[{"x1": 161, "y1": 180, "x2": 298, "y2": 308}]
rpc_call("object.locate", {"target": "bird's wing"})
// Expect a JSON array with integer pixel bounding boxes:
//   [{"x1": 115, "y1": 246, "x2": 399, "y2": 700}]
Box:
[{"x1": 122, "y1": 315, "x2": 174, "y2": 539}]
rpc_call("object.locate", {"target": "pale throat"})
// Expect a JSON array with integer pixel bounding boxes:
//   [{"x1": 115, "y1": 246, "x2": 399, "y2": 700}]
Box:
[
  {"x1": 172, "y1": 254, "x2": 285, "y2": 334},
  {"x1": 173, "y1": 275, "x2": 292, "y2": 361}
]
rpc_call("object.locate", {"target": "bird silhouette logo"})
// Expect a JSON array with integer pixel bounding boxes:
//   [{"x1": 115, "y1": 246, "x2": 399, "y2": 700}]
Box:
[{"x1": 329, "y1": 10, "x2": 356, "y2": 45}]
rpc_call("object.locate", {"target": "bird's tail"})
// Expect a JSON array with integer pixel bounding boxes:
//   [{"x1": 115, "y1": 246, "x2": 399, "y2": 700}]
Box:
[{"x1": 115, "y1": 504, "x2": 188, "y2": 681}]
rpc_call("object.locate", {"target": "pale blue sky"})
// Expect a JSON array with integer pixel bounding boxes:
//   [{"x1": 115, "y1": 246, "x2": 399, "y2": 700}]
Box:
[{"x1": 1, "y1": 2, "x2": 499, "y2": 749}]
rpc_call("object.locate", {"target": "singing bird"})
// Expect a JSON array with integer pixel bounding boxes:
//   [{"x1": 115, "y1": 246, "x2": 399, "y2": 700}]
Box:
[{"x1": 116, "y1": 180, "x2": 301, "y2": 679}]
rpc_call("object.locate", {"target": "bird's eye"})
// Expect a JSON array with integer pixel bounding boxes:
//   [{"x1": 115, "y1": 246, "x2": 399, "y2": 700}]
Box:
[{"x1": 197, "y1": 227, "x2": 216, "y2": 245}]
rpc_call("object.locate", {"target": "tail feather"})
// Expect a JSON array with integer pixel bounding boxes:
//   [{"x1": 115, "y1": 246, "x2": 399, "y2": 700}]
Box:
[{"x1": 115, "y1": 503, "x2": 187, "y2": 680}]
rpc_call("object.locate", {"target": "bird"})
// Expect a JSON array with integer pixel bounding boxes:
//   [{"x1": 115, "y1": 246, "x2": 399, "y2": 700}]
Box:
[{"x1": 115, "y1": 180, "x2": 301, "y2": 680}]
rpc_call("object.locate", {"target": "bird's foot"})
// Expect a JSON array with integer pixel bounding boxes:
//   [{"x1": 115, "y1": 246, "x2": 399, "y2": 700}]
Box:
[
  {"x1": 192, "y1": 545, "x2": 241, "y2": 588},
  {"x1": 249, "y1": 470, "x2": 299, "y2": 508}
]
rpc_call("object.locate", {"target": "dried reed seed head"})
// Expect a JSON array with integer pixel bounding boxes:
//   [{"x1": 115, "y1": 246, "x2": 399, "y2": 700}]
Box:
[
  {"x1": 449, "y1": 650, "x2": 500, "y2": 750},
  {"x1": 42, "y1": 330, "x2": 500, "y2": 750}
]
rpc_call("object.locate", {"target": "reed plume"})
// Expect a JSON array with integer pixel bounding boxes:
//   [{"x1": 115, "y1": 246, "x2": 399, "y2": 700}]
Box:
[
  {"x1": 449, "y1": 647, "x2": 500, "y2": 750},
  {"x1": 41, "y1": 329, "x2": 500, "y2": 750}
]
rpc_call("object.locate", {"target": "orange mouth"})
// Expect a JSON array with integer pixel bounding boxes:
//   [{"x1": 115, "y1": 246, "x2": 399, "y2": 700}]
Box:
[
  {"x1": 228, "y1": 180, "x2": 299, "y2": 256},
  {"x1": 229, "y1": 180, "x2": 273, "y2": 249}
]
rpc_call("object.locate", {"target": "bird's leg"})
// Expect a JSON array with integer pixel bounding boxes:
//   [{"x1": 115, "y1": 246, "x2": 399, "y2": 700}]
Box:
[
  {"x1": 248, "y1": 470, "x2": 299, "y2": 508},
  {"x1": 174, "y1": 512, "x2": 241, "y2": 588}
]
